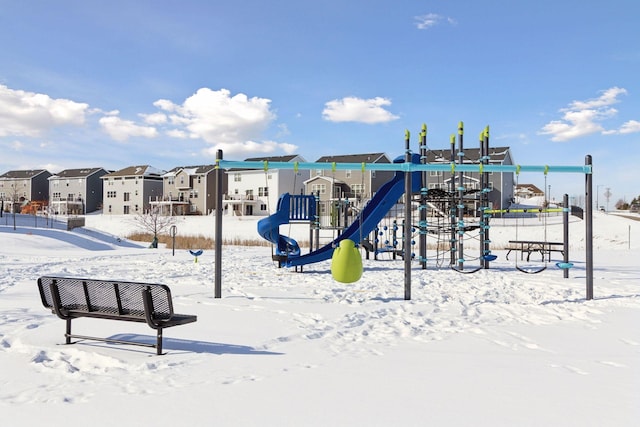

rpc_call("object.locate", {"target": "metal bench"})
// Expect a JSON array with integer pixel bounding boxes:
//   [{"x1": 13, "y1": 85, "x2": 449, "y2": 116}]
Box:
[{"x1": 37, "y1": 276, "x2": 197, "y2": 355}]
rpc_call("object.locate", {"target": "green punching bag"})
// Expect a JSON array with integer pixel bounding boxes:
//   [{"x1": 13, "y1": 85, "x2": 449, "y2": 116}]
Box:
[{"x1": 331, "y1": 239, "x2": 363, "y2": 283}]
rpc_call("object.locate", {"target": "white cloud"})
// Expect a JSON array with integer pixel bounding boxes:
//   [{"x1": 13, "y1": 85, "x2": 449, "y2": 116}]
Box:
[
  {"x1": 202, "y1": 140, "x2": 297, "y2": 158},
  {"x1": 322, "y1": 96, "x2": 399, "y2": 124},
  {"x1": 414, "y1": 13, "x2": 456, "y2": 30},
  {"x1": 140, "y1": 112, "x2": 168, "y2": 125},
  {"x1": 154, "y1": 88, "x2": 276, "y2": 144},
  {"x1": 0, "y1": 84, "x2": 89, "y2": 137},
  {"x1": 99, "y1": 115, "x2": 158, "y2": 141},
  {"x1": 150, "y1": 88, "x2": 293, "y2": 155},
  {"x1": 539, "y1": 87, "x2": 640, "y2": 141},
  {"x1": 619, "y1": 120, "x2": 640, "y2": 134}
]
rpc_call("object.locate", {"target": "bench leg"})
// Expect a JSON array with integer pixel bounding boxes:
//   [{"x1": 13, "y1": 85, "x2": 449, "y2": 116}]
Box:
[
  {"x1": 65, "y1": 319, "x2": 72, "y2": 344},
  {"x1": 157, "y1": 328, "x2": 163, "y2": 355}
]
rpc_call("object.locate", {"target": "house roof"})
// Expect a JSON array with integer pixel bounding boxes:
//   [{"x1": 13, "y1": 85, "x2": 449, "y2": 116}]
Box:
[
  {"x1": 303, "y1": 176, "x2": 345, "y2": 185},
  {"x1": 314, "y1": 153, "x2": 389, "y2": 164},
  {"x1": 163, "y1": 165, "x2": 216, "y2": 177},
  {"x1": 0, "y1": 169, "x2": 51, "y2": 179},
  {"x1": 423, "y1": 147, "x2": 511, "y2": 163},
  {"x1": 102, "y1": 165, "x2": 165, "y2": 178},
  {"x1": 244, "y1": 154, "x2": 305, "y2": 162},
  {"x1": 49, "y1": 167, "x2": 108, "y2": 179},
  {"x1": 516, "y1": 184, "x2": 544, "y2": 194}
]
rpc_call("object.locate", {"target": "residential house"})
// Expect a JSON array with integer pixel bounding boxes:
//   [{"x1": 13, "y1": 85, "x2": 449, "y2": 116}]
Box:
[
  {"x1": 150, "y1": 164, "x2": 226, "y2": 215},
  {"x1": 101, "y1": 165, "x2": 164, "y2": 215},
  {"x1": 0, "y1": 169, "x2": 52, "y2": 213},
  {"x1": 48, "y1": 167, "x2": 109, "y2": 215},
  {"x1": 305, "y1": 153, "x2": 394, "y2": 204},
  {"x1": 515, "y1": 184, "x2": 545, "y2": 200},
  {"x1": 422, "y1": 146, "x2": 515, "y2": 213},
  {"x1": 225, "y1": 155, "x2": 309, "y2": 216}
]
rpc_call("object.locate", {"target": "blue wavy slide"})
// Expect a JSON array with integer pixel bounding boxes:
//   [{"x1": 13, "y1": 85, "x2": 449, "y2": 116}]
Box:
[
  {"x1": 258, "y1": 165, "x2": 419, "y2": 268},
  {"x1": 257, "y1": 193, "x2": 301, "y2": 258}
]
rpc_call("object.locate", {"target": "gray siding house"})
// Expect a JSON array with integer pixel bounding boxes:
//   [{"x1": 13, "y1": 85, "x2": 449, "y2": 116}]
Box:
[
  {"x1": 150, "y1": 164, "x2": 226, "y2": 215},
  {"x1": 48, "y1": 167, "x2": 109, "y2": 214},
  {"x1": 0, "y1": 169, "x2": 52, "y2": 213},
  {"x1": 101, "y1": 165, "x2": 164, "y2": 215},
  {"x1": 305, "y1": 153, "x2": 394, "y2": 204},
  {"x1": 422, "y1": 146, "x2": 514, "y2": 212}
]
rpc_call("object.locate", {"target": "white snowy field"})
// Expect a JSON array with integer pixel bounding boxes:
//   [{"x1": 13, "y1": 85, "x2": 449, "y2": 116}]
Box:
[{"x1": 1, "y1": 211, "x2": 639, "y2": 426}]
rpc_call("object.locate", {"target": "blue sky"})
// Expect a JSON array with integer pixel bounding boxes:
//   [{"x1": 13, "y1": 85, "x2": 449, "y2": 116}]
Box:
[{"x1": 1, "y1": 0, "x2": 638, "y2": 204}]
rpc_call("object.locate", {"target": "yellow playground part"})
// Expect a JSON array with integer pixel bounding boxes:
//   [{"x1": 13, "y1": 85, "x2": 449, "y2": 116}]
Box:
[{"x1": 331, "y1": 239, "x2": 363, "y2": 283}]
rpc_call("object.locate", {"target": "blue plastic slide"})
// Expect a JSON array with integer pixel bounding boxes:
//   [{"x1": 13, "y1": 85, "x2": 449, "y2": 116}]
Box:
[
  {"x1": 257, "y1": 155, "x2": 421, "y2": 267},
  {"x1": 257, "y1": 193, "x2": 301, "y2": 257},
  {"x1": 284, "y1": 171, "x2": 408, "y2": 267}
]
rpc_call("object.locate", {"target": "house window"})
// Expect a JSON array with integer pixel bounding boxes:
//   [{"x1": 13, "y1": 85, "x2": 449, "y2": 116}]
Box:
[
  {"x1": 346, "y1": 170, "x2": 351, "y2": 178},
  {"x1": 234, "y1": 174, "x2": 241, "y2": 182},
  {"x1": 260, "y1": 204, "x2": 267, "y2": 211},
  {"x1": 246, "y1": 189, "x2": 254, "y2": 200},
  {"x1": 258, "y1": 187, "x2": 269, "y2": 197},
  {"x1": 167, "y1": 176, "x2": 175, "y2": 185},
  {"x1": 312, "y1": 184, "x2": 326, "y2": 194},
  {"x1": 430, "y1": 171, "x2": 442, "y2": 177},
  {"x1": 352, "y1": 184, "x2": 364, "y2": 196},
  {"x1": 190, "y1": 190, "x2": 199, "y2": 198},
  {"x1": 371, "y1": 171, "x2": 376, "y2": 178},
  {"x1": 124, "y1": 206, "x2": 130, "y2": 214},
  {"x1": 108, "y1": 205, "x2": 112, "y2": 213},
  {"x1": 316, "y1": 169, "x2": 322, "y2": 176},
  {"x1": 124, "y1": 192, "x2": 130, "y2": 202},
  {"x1": 197, "y1": 176, "x2": 202, "y2": 184},
  {"x1": 67, "y1": 193, "x2": 74, "y2": 201}
]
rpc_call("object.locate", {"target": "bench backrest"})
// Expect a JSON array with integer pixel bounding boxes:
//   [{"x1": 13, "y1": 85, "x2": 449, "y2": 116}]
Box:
[{"x1": 37, "y1": 276, "x2": 175, "y2": 320}]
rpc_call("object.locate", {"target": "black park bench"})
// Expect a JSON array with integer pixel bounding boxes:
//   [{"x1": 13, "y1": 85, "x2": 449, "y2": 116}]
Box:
[{"x1": 37, "y1": 276, "x2": 197, "y2": 355}]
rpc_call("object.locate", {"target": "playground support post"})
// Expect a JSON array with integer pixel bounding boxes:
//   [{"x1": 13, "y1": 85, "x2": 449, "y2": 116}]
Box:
[
  {"x1": 585, "y1": 155, "x2": 593, "y2": 300},
  {"x1": 449, "y1": 134, "x2": 456, "y2": 267},
  {"x1": 419, "y1": 124, "x2": 427, "y2": 270},
  {"x1": 215, "y1": 149, "x2": 223, "y2": 298},
  {"x1": 480, "y1": 127, "x2": 489, "y2": 268},
  {"x1": 404, "y1": 131, "x2": 412, "y2": 300},
  {"x1": 563, "y1": 193, "x2": 570, "y2": 279},
  {"x1": 457, "y1": 122, "x2": 464, "y2": 270}
]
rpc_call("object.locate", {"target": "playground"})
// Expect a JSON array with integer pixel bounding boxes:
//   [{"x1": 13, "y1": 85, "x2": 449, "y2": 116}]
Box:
[
  {"x1": 1, "y1": 211, "x2": 639, "y2": 425},
  {"x1": 218, "y1": 123, "x2": 594, "y2": 300}
]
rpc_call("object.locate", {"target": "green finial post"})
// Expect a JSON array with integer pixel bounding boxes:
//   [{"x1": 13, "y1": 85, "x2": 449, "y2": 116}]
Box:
[
  {"x1": 458, "y1": 121, "x2": 464, "y2": 135},
  {"x1": 450, "y1": 134, "x2": 455, "y2": 145}
]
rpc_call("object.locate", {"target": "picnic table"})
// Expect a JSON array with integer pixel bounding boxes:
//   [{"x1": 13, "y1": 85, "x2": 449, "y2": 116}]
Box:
[{"x1": 506, "y1": 240, "x2": 565, "y2": 262}]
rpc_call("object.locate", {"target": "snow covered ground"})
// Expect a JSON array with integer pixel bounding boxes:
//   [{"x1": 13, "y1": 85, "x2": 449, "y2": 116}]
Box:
[{"x1": 1, "y1": 211, "x2": 639, "y2": 426}]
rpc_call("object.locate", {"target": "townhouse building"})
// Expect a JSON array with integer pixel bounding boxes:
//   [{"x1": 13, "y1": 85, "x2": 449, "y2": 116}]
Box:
[
  {"x1": 225, "y1": 155, "x2": 309, "y2": 215},
  {"x1": 0, "y1": 169, "x2": 52, "y2": 213},
  {"x1": 48, "y1": 167, "x2": 109, "y2": 215},
  {"x1": 101, "y1": 165, "x2": 164, "y2": 215},
  {"x1": 150, "y1": 164, "x2": 226, "y2": 215}
]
